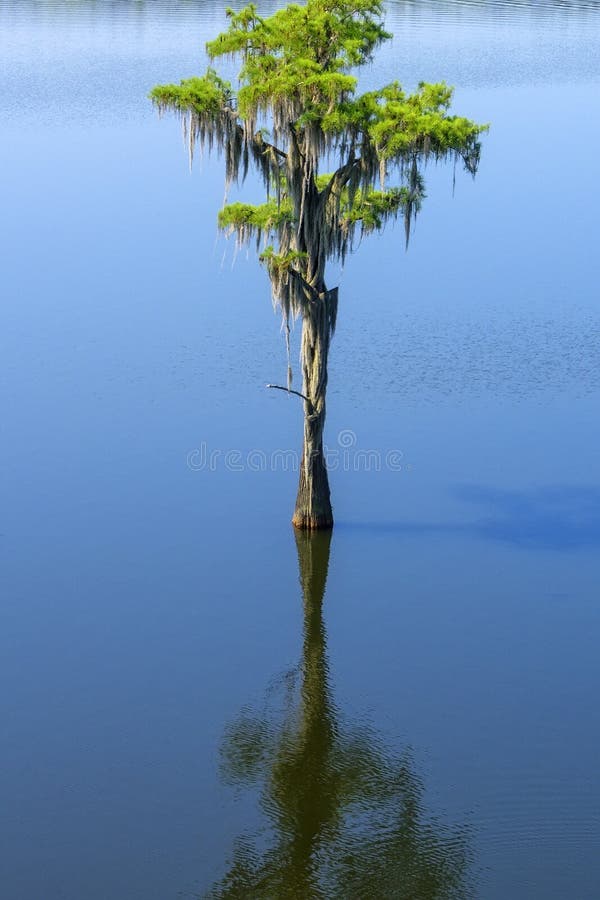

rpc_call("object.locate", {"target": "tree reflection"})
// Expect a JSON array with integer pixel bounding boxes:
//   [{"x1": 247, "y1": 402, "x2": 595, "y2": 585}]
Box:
[{"x1": 207, "y1": 531, "x2": 472, "y2": 899}]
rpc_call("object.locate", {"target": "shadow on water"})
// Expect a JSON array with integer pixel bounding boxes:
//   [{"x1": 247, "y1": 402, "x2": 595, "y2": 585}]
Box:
[
  {"x1": 202, "y1": 531, "x2": 473, "y2": 899},
  {"x1": 339, "y1": 485, "x2": 600, "y2": 551}
]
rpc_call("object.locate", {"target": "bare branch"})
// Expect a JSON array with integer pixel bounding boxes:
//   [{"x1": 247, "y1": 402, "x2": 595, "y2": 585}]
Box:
[
  {"x1": 266, "y1": 383, "x2": 313, "y2": 410},
  {"x1": 288, "y1": 122, "x2": 306, "y2": 164},
  {"x1": 321, "y1": 155, "x2": 361, "y2": 201},
  {"x1": 246, "y1": 126, "x2": 287, "y2": 160}
]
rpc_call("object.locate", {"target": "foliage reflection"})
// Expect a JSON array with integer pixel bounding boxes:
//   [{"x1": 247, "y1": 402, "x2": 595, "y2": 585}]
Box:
[{"x1": 208, "y1": 531, "x2": 472, "y2": 899}]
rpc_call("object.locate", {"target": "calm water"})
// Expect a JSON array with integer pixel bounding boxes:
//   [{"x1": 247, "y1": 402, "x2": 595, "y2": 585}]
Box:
[{"x1": 2, "y1": 1, "x2": 600, "y2": 897}]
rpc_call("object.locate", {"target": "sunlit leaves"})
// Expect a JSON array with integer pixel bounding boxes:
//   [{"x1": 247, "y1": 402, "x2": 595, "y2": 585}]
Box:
[
  {"x1": 149, "y1": 69, "x2": 232, "y2": 115},
  {"x1": 218, "y1": 199, "x2": 293, "y2": 232},
  {"x1": 151, "y1": 0, "x2": 487, "y2": 303}
]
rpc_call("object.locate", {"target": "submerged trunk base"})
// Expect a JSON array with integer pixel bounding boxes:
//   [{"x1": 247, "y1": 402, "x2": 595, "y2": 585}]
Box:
[
  {"x1": 292, "y1": 511, "x2": 334, "y2": 531},
  {"x1": 292, "y1": 450, "x2": 333, "y2": 530}
]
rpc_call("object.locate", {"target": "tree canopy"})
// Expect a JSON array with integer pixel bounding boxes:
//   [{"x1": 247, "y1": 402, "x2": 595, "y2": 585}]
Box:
[{"x1": 151, "y1": 0, "x2": 486, "y2": 331}]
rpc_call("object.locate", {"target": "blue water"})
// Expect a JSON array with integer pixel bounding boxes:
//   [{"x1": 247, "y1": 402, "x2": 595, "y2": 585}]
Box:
[{"x1": 1, "y1": 1, "x2": 600, "y2": 897}]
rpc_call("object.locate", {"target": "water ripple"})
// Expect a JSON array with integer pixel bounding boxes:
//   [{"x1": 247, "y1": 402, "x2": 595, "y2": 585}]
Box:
[{"x1": 1, "y1": 0, "x2": 599, "y2": 127}]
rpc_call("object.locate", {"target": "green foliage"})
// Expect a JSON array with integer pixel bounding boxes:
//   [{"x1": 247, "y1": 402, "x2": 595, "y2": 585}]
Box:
[
  {"x1": 366, "y1": 81, "x2": 484, "y2": 171},
  {"x1": 151, "y1": 0, "x2": 487, "y2": 309},
  {"x1": 344, "y1": 186, "x2": 410, "y2": 232},
  {"x1": 218, "y1": 199, "x2": 294, "y2": 234},
  {"x1": 203, "y1": 0, "x2": 392, "y2": 145},
  {"x1": 315, "y1": 175, "x2": 411, "y2": 229},
  {"x1": 207, "y1": 0, "x2": 390, "y2": 70},
  {"x1": 149, "y1": 68, "x2": 232, "y2": 115},
  {"x1": 259, "y1": 246, "x2": 307, "y2": 268}
]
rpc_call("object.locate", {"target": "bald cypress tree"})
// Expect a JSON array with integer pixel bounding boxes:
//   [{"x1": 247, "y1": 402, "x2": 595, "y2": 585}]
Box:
[{"x1": 151, "y1": 0, "x2": 486, "y2": 529}]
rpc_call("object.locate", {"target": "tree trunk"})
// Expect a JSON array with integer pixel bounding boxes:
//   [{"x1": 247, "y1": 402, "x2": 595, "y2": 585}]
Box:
[
  {"x1": 292, "y1": 287, "x2": 336, "y2": 530},
  {"x1": 293, "y1": 410, "x2": 332, "y2": 529}
]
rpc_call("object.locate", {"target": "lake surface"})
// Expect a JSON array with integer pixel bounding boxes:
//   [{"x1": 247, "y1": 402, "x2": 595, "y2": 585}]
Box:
[{"x1": 2, "y1": 0, "x2": 600, "y2": 897}]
